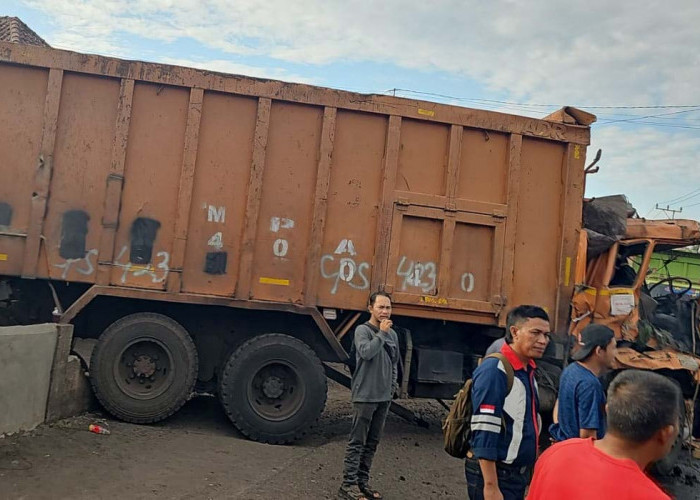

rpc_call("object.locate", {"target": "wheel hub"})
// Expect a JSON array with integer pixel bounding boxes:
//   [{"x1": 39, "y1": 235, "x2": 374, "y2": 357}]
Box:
[
  {"x1": 132, "y1": 354, "x2": 157, "y2": 378},
  {"x1": 247, "y1": 361, "x2": 306, "y2": 422},
  {"x1": 262, "y1": 376, "x2": 285, "y2": 399},
  {"x1": 115, "y1": 338, "x2": 174, "y2": 400}
]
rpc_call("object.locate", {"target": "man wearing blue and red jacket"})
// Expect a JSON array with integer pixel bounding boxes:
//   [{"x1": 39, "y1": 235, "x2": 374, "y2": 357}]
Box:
[{"x1": 466, "y1": 305, "x2": 551, "y2": 500}]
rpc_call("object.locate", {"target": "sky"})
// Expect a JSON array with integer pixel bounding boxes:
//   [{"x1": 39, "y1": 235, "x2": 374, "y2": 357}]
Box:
[{"x1": 5, "y1": 0, "x2": 700, "y2": 221}]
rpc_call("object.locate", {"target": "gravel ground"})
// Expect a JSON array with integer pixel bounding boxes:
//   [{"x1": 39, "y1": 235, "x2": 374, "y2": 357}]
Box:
[{"x1": 1, "y1": 380, "x2": 698, "y2": 499}]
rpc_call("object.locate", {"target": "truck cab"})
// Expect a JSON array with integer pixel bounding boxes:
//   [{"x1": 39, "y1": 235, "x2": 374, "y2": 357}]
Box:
[{"x1": 566, "y1": 215, "x2": 700, "y2": 468}]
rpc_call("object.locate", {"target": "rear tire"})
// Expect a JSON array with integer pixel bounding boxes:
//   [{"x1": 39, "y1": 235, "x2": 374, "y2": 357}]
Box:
[
  {"x1": 90, "y1": 313, "x2": 198, "y2": 423},
  {"x1": 219, "y1": 333, "x2": 327, "y2": 444}
]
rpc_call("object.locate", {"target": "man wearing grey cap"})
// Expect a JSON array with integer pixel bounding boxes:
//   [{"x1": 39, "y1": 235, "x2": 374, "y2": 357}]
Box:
[{"x1": 549, "y1": 324, "x2": 617, "y2": 442}]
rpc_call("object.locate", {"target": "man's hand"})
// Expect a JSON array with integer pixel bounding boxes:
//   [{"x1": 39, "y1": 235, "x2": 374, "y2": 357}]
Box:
[
  {"x1": 479, "y1": 460, "x2": 501, "y2": 500},
  {"x1": 379, "y1": 319, "x2": 393, "y2": 332},
  {"x1": 483, "y1": 483, "x2": 504, "y2": 500}
]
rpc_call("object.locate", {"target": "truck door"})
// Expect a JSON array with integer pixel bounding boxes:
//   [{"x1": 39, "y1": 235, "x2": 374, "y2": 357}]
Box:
[{"x1": 384, "y1": 199, "x2": 506, "y2": 316}]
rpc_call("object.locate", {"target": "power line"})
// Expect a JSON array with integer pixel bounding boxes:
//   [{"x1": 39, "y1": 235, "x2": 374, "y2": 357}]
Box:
[
  {"x1": 381, "y1": 89, "x2": 700, "y2": 110},
  {"x1": 606, "y1": 121, "x2": 700, "y2": 130},
  {"x1": 660, "y1": 188, "x2": 700, "y2": 206},
  {"x1": 597, "y1": 107, "x2": 700, "y2": 125}
]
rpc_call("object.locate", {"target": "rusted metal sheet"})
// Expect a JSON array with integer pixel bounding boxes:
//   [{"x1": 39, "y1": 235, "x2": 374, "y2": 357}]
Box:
[
  {"x1": 42, "y1": 73, "x2": 121, "y2": 283},
  {"x1": 22, "y1": 68, "x2": 62, "y2": 278},
  {"x1": 249, "y1": 102, "x2": 322, "y2": 303},
  {"x1": 625, "y1": 219, "x2": 700, "y2": 241},
  {"x1": 554, "y1": 143, "x2": 587, "y2": 333},
  {"x1": 0, "y1": 64, "x2": 47, "y2": 276},
  {"x1": 181, "y1": 92, "x2": 258, "y2": 296},
  {"x1": 318, "y1": 110, "x2": 387, "y2": 307},
  {"x1": 0, "y1": 42, "x2": 591, "y2": 145},
  {"x1": 108, "y1": 82, "x2": 189, "y2": 289},
  {"x1": 96, "y1": 78, "x2": 134, "y2": 285},
  {"x1": 614, "y1": 347, "x2": 700, "y2": 376},
  {"x1": 510, "y1": 138, "x2": 568, "y2": 326},
  {"x1": 303, "y1": 106, "x2": 337, "y2": 305},
  {"x1": 235, "y1": 97, "x2": 271, "y2": 300},
  {"x1": 167, "y1": 87, "x2": 204, "y2": 293},
  {"x1": 370, "y1": 115, "x2": 401, "y2": 294},
  {"x1": 500, "y1": 134, "x2": 523, "y2": 325},
  {"x1": 0, "y1": 43, "x2": 598, "y2": 330}
]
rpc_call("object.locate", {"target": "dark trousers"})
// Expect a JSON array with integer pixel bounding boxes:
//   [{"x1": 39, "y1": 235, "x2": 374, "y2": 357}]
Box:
[
  {"x1": 465, "y1": 456, "x2": 530, "y2": 500},
  {"x1": 342, "y1": 401, "x2": 391, "y2": 487}
]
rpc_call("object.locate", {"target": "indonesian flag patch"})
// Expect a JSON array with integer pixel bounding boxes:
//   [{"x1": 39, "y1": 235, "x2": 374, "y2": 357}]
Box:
[{"x1": 479, "y1": 404, "x2": 496, "y2": 414}]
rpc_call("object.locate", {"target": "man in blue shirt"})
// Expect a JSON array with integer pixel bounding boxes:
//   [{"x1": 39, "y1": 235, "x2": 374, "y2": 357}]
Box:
[
  {"x1": 550, "y1": 324, "x2": 617, "y2": 442},
  {"x1": 467, "y1": 305, "x2": 551, "y2": 500}
]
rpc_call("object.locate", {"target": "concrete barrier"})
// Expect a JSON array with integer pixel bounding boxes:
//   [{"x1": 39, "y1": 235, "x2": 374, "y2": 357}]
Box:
[
  {"x1": 0, "y1": 323, "x2": 93, "y2": 435},
  {"x1": 0, "y1": 324, "x2": 58, "y2": 434}
]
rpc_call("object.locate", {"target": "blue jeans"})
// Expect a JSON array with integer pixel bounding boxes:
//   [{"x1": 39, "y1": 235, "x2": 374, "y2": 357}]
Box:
[{"x1": 465, "y1": 456, "x2": 530, "y2": 500}]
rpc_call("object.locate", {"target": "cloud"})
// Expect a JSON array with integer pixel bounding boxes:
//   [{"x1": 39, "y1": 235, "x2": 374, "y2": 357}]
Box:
[
  {"x1": 24, "y1": 0, "x2": 700, "y2": 106},
  {"x1": 586, "y1": 126, "x2": 700, "y2": 220},
  {"x1": 17, "y1": 0, "x2": 700, "y2": 222}
]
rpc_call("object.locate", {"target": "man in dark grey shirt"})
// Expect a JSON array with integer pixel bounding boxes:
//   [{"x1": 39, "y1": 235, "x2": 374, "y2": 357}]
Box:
[{"x1": 339, "y1": 292, "x2": 399, "y2": 500}]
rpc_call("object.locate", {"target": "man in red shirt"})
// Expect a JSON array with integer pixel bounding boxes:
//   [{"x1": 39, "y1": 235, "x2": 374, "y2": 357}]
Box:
[{"x1": 528, "y1": 369, "x2": 680, "y2": 500}]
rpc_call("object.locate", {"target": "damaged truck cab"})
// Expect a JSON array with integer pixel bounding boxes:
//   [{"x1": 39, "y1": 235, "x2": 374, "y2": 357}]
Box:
[
  {"x1": 567, "y1": 213, "x2": 700, "y2": 464},
  {"x1": 570, "y1": 216, "x2": 700, "y2": 380}
]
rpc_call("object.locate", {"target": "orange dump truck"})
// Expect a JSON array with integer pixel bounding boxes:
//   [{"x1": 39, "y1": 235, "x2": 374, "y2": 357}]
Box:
[{"x1": 0, "y1": 42, "x2": 697, "y2": 444}]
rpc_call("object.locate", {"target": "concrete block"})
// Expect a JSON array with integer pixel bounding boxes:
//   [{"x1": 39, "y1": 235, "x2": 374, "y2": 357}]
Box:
[
  {"x1": 46, "y1": 324, "x2": 74, "y2": 422},
  {"x1": 0, "y1": 324, "x2": 57, "y2": 434},
  {"x1": 50, "y1": 354, "x2": 96, "y2": 420}
]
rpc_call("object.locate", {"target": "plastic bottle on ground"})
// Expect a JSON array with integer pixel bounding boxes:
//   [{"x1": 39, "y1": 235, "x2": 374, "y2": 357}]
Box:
[{"x1": 88, "y1": 424, "x2": 110, "y2": 435}]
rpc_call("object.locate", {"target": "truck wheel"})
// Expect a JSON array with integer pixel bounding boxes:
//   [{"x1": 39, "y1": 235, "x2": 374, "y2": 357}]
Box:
[
  {"x1": 90, "y1": 313, "x2": 198, "y2": 423},
  {"x1": 219, "y1": 334, "x2": 327, "y2": 444}
]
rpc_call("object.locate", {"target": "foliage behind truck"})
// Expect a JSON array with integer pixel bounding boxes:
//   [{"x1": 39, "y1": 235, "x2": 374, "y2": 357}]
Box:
[{"x1": 3, "y1": 41, "x2": 694, "y2": 445}]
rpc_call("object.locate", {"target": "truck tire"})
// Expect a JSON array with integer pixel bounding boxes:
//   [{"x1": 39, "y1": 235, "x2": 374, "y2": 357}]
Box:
[
  {"x1": 219, "y1": 333, "x2": 327, "y2": 444},
  {"x1": 90, "y1": 312, "x2": 198, "y2": 423}
]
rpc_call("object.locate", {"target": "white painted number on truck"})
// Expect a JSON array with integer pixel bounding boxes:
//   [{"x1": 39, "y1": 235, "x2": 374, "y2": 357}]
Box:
[
  {"x1": 397, "y1": 256, "x2": 437, "y2": 293},
  {"x1": 54, "y1": 248, "x2": 98, "y2": 279},
  {"x1": 396, "y1": 258, "x2": 478, "y2": 295},
  {"x1": 270, "y1": 217, "x2": 294, "y2": 259},
  {"x1": 207, "y1": 232, "x2": 223, "y2": 250},
  {"x1": 114, "y1": 246, "x2": 170, "y2": 284},
  {"x1": 207, "y1": 205, "x2": 226, "y2": 223},
  {"x1": 460, "y1": 272, "x2": 475, "y2": 293},
  {"x1": 320, "y1": 239, "x2": 370, "y2": 294},
  {"x1": 273, "y1": 238, "x2": 289, "y2": 257}
]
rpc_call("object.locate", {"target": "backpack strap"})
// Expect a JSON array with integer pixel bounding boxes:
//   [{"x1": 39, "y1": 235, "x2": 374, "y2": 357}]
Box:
[
  {"x1": 363, "y1": 321, "x2": 395, "y2": 361},
  {"x1": 484, "y1": 352, "x2": 514, "y2": 394}
]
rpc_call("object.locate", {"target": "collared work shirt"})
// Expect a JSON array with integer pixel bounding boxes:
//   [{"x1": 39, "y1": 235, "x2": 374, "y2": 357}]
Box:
[{"x1": 469, "y1": 343, "x2": 541, "y2": 467}]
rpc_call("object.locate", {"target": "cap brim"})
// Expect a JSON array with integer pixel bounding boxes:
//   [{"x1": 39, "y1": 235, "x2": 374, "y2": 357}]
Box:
[{"x1": 571, "y1": 345, "x2": 595, "y2": 361}]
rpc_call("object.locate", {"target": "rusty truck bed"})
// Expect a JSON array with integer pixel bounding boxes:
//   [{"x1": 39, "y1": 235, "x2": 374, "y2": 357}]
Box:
[{"x1": 0, "y1": 42, "x2": 591, "y2": 332}]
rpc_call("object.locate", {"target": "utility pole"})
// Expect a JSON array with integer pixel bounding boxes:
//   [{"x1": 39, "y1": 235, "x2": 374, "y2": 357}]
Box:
[{"x1": 655, "y1": 203, "x2": 683, "y2": 219}]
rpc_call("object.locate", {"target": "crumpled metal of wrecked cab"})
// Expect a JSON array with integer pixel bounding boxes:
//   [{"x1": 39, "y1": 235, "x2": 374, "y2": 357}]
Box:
[{"x1": 615, "y1": 347, "x2": 700, "y2": 383}]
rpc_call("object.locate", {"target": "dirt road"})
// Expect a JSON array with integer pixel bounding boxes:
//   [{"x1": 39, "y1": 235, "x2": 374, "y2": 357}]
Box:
[
  {"x1": 1, "y1": 381, "x2": 698, "y2": 499},
  {"x1": 0, "y1": 382, "x2": 465, "y2": 499}
]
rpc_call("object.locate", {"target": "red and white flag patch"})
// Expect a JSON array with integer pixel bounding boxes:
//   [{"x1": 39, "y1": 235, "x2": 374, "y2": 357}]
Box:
[{"x1": 479, "y1": 404, "x2": 496, "y2": 414}]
